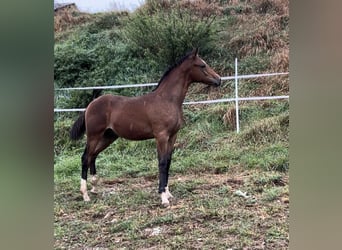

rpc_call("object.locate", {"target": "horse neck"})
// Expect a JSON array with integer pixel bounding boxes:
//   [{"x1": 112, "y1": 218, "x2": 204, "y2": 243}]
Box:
[{"x1": 153, "y1": 67, "x2": 192, "y2": 106}]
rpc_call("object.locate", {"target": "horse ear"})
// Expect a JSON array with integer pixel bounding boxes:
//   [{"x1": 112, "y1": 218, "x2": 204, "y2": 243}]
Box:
[{"x1": 192, "y1": 47, "x2": 199, "y2": 57}]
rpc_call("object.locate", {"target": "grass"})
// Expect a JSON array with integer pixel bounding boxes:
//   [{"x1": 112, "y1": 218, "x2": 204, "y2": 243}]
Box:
[
  {"x1": 54, "y1": 100, "x2": 289, "y2": 249},
  {"x1": 54, "y1": 171, "x2": 289, "y2": 249}
]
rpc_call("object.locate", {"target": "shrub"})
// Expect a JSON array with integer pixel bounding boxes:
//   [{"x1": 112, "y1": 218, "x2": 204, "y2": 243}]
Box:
[
  {"x1": 124, "y1": 2, "x2": 220, "y2": 69},
  {"x1": 54, "y1": 43, "x2": 96, "y2": 88},
  {"x1": 54, "y1": 27, "x2": 162, "y2": 108}
]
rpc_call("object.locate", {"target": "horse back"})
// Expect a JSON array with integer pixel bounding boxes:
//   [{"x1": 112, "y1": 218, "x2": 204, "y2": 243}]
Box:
[{"x1": 85, "y1": 94, "x2": 153, "y2": 140}]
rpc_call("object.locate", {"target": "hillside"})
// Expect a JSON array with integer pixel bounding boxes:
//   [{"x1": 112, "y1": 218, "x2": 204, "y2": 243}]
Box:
[
  {"x1": 54, "y1": 0, "x2": 288, "y2": 109},
  {"x1": 54, "y1": 0, "x2": 289, "y2": 249}
]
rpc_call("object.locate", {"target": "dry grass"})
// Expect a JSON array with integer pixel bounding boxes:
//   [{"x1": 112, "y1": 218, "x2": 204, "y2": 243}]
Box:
[
  {"x1": 220, "y1": 0, "x2": 289, "y2": 89},
  {"x1": 272, "y1": 47, "x2": 289, "y2": 72},
  {"x1": 223, "y1": 106, "x2": 237, "y2": 129},
  {"x1": 141, "y1": 0, "x2": 223, "y2": 19},
  {"x1": 178, "y1": 0, "x2": 223, "y2": 17},
  {"x1": 220, "y1": 0, "x2": 289, "y2": 96},
  {"x1": 54, "y1": 8, "x2": 91, "y2": 33},
  {"x1": 254, "y1": 0, "x2": 289, "y2": 16},
  {"x1": 228, "y1": 14, "x2": 288, "y2": 57},
  {"x1": 240, "y1": 113, "x2": 289, "y2": 146}
]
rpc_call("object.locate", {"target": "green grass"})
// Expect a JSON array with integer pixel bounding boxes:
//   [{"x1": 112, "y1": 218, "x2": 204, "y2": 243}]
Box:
[
  {"x1": 54, "y1": 100, "x2": 289, "y2": 249},
  {"x1": 54, "y1": 101, "x2": 289, "y2": 183}
]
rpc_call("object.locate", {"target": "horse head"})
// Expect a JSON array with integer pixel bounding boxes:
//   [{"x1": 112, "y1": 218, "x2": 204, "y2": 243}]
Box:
[{"x1": 188, "y1": 48, "x2": 221, "y2": 86}]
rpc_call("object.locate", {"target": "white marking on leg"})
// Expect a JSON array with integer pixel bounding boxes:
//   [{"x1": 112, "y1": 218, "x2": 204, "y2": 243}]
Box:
[
  {"x1": 80, "y1": 179, "x2": 90, "y2": 201},
  {"x1": 91, "y1": 175, "x2": 98, "y2": 183},
  {"x1": 165, "y1": 186, "x2": 173, "y2": 199},
  {"x1": 161, "y1": 192, "x2": 170, "y2": 207},
  {"x1": 90, "y1": 175, "x2": 98, "y2": 193}
]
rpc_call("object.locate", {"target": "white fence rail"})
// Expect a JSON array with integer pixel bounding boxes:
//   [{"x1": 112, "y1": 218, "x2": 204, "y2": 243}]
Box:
[{"x1": 54, "y1": 59, "x2": 289, "y2": 133}]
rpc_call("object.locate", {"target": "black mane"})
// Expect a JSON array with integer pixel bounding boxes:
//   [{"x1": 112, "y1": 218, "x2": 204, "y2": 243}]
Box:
[{"x1": 153, "y1": 51, "x2": 193, "y2": 91}]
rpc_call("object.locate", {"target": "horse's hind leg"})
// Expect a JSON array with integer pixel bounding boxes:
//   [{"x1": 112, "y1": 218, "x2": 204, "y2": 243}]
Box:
[
  {"x1": 80, "y1": 139, "x2": 114, "y2": 201},
  {"x1": 84, "y1": 129, "x2": 118, "y2": 197},
  {"x1": 80, "y1": 146, "x2": 91, "y2": 201},
  {"x1": 89, "y1": 157, "x2": 99, "y2": 193}
]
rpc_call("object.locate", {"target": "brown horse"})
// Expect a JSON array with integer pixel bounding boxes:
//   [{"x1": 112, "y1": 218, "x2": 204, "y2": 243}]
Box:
[{"x1": 70, "y1": 48, "x2": 221, "y2": 207}]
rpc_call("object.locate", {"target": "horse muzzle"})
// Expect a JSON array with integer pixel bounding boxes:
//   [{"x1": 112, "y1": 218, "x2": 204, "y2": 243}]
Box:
[
  {"x1": 211, "y1": 77, "x2": 221, "y2": 87},
  {"x1": 216, "y1": 78, "x2": 222, "y2": 86}
]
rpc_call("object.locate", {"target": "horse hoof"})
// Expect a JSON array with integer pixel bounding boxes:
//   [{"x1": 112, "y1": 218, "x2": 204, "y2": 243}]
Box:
[
  {"x1": 161, "y1": 192, "x2": 170, "y2": 207},
  {"x1": 90, "y1": 175, "x2": 99, "y2": 185},
  {"x1": 83, "y1": 194, "x2": 91, "y2": 202},
  {"x1": 162, "y1": 201, "x2": 170, "y2": 208},
  {"x1": 166, "y1": 192, "x2": 173, "y2": 199},
  {"x1": 165, "y1": 186, "x2": 173, "y2": 199}
]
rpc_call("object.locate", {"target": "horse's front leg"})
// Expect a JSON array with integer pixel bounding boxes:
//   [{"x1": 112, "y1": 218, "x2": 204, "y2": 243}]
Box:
[
  {"x1": 157, "y1": 137, "x2": 171, "y2": 207},
  {"x1": 156, "y1": 134, "x2": 176, "y2": 207},
  {"x1": 164, "y1": 185, "x2": 173, "y2": 200},
  {"x1": 164, "y1": 134, "x2": 177, "y2": 202},
  {"x1": 158, "y1": 152, "x2": 171, "y2": 207}
]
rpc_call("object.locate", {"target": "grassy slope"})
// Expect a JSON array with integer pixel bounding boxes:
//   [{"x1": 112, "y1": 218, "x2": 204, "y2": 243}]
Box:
[{"x1": 54, "y1": 0, "x2": 289, "y2": 249}]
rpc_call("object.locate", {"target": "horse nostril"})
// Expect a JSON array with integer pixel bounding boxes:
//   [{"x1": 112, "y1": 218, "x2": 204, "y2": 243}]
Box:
[{"x1": 217, "y1": 78, "x2": 221, "y2": 86}]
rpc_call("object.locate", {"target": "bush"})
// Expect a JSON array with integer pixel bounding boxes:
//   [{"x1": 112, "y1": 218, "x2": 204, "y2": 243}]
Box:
[
  {"x1": 54, "y1": 27, "x2": 162, "y2": 108},
  {"x1": 124, "y1": 2, "x2": 220, "y2": 69},
  {"x1": 54, "y1": 43, "x2": 96, "y2": 87}
]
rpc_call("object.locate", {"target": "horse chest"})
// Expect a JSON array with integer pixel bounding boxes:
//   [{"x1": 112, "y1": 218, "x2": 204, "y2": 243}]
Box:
[
  {"x1": 150, "y1": 105, "x2": 182, "y2": 133},
  {"x1": 168, "y1": 111, "x2": 184, "y2": 132}
]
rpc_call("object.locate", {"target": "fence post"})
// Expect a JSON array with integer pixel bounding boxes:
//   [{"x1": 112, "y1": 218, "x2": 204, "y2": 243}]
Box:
[{"x1": 235, "y1": 58, "x2": 240, "y2": 133}]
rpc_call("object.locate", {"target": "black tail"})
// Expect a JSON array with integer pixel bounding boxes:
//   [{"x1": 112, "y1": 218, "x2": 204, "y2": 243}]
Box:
[
  {"x1": 92, "y1": 89, "x2": 102, "y2": 99},
  {"x1": 70, "y1": 89, "x2": 103, "y2": 140},
  {"x1": 70, "y1": 112, "x2": 86, "y2": 140}
]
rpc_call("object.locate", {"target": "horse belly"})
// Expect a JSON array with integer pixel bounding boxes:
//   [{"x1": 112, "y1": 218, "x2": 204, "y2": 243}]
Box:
[{"x1": 113, "y1": 121, "x2": 154, "y2": 141}]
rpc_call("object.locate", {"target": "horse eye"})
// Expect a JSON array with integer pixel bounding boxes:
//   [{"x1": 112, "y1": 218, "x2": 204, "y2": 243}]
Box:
[{"x1": 195, "y1": 63, "x2": 206, "y2": 69}]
